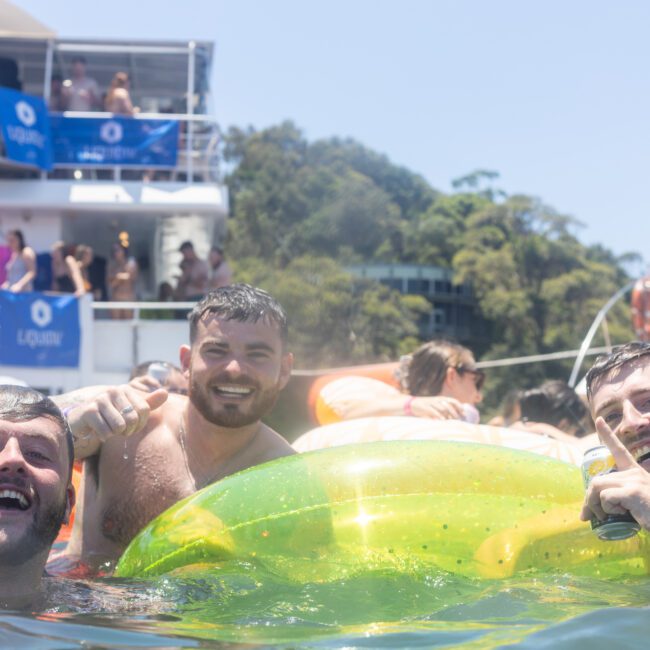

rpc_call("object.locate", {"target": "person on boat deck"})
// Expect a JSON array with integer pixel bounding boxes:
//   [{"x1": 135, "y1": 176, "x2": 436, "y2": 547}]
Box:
[
  {"x1": 175, "y1": 241, "x2": 209, "y2": 302},
  {"x1": 580, "y1": 341, "x2": 650, "y2": 532},
  {"x1": 208, "y1": 245, "x2": 233, "y2": 290},
  {"x1": 1, "y1": 230, "x2": 36, "y2": 293},
  {"x1": 107, "y1": 242, "x2": 138, "y2": 319},
  {"x1": 507, "y1": 380, "x2": 591, "y2": 442},
  {"x1": 51, "y1": 241, "x2": 86, "y2": 296},
  {"x1": 48, "y1": 284, "x2": 295, "y2": 575},
  {"x1": 63, "y1": 56, "x2": 99, "y2": 112},
  {"x1": 0, "y1": 386, "x2": 75, "y2": 608},
  {"x1": 104, "y1": 72, "x2": 137, "y2": 116},
  {"x1": 317, "y1": 340, "x2": 483, "y2": 423}
]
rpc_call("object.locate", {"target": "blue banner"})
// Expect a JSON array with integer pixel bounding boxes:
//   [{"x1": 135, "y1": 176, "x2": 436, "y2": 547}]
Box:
[
  {"x1": 0, "y1": 88, "x2": 53, "y2": 170},
  {"x1": 50, "y1": 115, "x2": 179, "y2": 167},
  {"x1": 0, "y1": 292, "x2": 80, "y2": 367}
]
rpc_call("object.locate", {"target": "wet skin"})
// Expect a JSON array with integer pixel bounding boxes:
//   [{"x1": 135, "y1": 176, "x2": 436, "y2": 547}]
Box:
[
  {"x1": 0, "y1": 417, "x2": 74, "y2": 603},
  {"x1": 580, "y1": 360, "x2": 650, "y2": 530},
  {"x1": 590, "y1": 361, "x2": 650, "y2": 467},
  {"x1": 62, "y1": 316, "x2": 295, "y2": 568}
]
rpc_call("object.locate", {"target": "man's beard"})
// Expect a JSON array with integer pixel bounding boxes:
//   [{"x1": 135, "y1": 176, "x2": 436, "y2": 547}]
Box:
[
  {"x1": 0, "y1": 491, "x2": 68, "y2": 566},
  {"x1": 189, "y1": 372, "x2": 282, "y2": 428}
]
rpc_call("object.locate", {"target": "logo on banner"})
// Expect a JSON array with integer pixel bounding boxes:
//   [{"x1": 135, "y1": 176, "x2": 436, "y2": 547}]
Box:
[
  {"x1": 100, "y1": 121, "x2": 123, "y2": 144},
  {"x1": 30, "y1": 299, "x2": 52, "y2": 327},
  {"x1": 0, "y1": 87, "x2": 52, "y2": 170},
  {"x1": 15, "y1": 101, "x2": 36, "y2": 127}
]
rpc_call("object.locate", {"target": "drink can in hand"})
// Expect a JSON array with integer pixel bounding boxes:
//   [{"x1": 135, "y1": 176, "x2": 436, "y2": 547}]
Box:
[{"x1": 581, "y1": 445, "x2": 640, "y2": 541}]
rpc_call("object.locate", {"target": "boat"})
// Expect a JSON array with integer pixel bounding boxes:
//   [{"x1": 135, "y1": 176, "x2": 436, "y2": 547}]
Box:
[{"x1": 0, "y1": 2, "x2": 227, "y2": 391}]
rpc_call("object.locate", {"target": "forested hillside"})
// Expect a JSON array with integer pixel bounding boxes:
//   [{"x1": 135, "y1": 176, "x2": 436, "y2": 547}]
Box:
[{"x1": 221, "y1": 121, "x2": 637, "y2": 407}]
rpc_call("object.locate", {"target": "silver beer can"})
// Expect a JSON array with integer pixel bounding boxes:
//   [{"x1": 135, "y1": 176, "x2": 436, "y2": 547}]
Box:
[{"x1": 581, "y1": 445, "x2": 640, "y2": 541}]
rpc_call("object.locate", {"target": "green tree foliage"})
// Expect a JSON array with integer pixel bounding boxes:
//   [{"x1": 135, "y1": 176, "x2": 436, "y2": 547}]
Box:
[
  {"x1": 233, "y1": 255, "x2": 428, "y2": 368},
  {"x1": 221, "y1": 123, "x2": 637, "y2": 412}
]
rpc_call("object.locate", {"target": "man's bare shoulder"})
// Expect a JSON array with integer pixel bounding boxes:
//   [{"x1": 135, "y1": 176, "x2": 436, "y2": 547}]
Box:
[{"x1": 255, "y1": 424, "x2": 296, "y2": 463}]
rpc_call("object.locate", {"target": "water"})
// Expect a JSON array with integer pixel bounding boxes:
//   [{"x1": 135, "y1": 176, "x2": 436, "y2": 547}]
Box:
[{"x1": 7, "y1": 561, "x2": 650, "y2": 649}]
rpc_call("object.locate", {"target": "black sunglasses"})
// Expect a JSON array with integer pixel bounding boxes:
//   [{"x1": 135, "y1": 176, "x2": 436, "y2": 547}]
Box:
[{"x1": 455, "y1": 365, "x2": 485, "y2": 391}]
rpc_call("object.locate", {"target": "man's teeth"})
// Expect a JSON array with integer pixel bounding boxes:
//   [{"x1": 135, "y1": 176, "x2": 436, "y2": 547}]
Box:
[
  {"x1": 634, "y1": 444, "x2": 650, "y2": 462},
  {"x1": 216, "y1": 385, "x2": 253, "y2": 395},
  {"x1": 0, "y1": 489, "x2": 29, "y2": 509}
]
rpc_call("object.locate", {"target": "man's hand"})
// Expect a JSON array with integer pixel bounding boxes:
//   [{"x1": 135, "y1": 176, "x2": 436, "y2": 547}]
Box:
[
  {"x1": 68, "y1": 385, "x2": 168, "y2": 457},
  {"x1": 580, "y1": 417, "x2": 650, "y2": 531},
  {"x1": 409, "y1": 396, "x2": 464, "y2": 420}
]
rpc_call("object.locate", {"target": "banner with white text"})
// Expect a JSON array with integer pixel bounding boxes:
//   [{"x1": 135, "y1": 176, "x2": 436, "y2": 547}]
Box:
[
  {"x1": 0, "y1": 87, "x2": 53, "y2": 170},
  {"x1": 49, "y1": 115, "x2": 179, "y2": 167},
  {"x1": 0, "y1": 292, "x2": 80, "y2": 367}
]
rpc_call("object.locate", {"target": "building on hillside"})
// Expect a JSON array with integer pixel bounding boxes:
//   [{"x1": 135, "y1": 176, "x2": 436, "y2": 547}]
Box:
[{"x1": 347, "y1": 263, "x2": 480, "y2": 342}]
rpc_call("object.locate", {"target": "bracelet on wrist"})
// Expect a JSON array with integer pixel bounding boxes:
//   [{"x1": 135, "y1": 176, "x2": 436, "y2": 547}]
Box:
[{"x1": 403, "y1": 396, "x2": 415, "y2": 416}]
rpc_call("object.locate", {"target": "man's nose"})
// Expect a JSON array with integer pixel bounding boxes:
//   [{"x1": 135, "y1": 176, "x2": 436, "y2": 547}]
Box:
[
  {"x1": 224, "y1": 357, "x2": 243, "y2": 374},
  {"x1": 620, "y1": 401, "x2": 650, "y2": 436},
  {"x1": 0, "y1": 438, "x2": 27, "y2": 474}
]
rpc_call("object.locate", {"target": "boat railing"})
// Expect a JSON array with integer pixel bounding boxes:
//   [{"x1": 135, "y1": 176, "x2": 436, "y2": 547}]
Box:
[{"x1": 0, "y1": 295, "x2": 627, "y2": 396}]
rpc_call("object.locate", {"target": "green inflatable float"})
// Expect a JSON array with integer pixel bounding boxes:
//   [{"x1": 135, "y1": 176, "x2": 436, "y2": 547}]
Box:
[{"x1": 115, "y1": 441, "x2": 650, "y2": 580}]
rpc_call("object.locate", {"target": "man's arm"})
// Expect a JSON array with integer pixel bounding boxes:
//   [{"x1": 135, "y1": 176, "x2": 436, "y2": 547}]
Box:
[
  {"x1": 53, "y1": 386, "x2": 168, "y2": 459},
  {"x1": 580, "y1": 417, "x2": 650, "y2": 531}
]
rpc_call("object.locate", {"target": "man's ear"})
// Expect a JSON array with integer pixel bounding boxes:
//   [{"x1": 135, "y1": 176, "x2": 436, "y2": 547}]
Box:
[
  {"x1": 63, "y1": 483, "x2": 76, "y2": 526},
  {"x1": 278, "y1": 352, "x2": 294, "y2": 390},
  {"x1": 179, "y1": 344, "x2": 191, "y2": 374}
]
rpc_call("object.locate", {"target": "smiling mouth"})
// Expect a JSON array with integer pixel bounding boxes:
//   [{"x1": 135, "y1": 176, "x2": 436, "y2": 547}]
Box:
[
  {"x1": 0, "y1": 489, "x2": 30, "y2": 511},
  {"x1": 212, "y1": 384, "x2": 254, "y2": 399}
]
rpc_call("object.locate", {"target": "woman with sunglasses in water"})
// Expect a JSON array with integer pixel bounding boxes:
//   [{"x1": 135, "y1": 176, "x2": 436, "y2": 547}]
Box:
[{"x1": 315, "y1": 340, "x2": 484, "y2": 424}]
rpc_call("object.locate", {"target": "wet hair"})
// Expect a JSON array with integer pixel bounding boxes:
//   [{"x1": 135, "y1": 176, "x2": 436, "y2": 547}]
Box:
[
  {"x1": 586, "y1": 341, "x2": 650, "y2": 402},
  {"x1": 519, "y1": 380, "x2": 587, "y2": 436},
  {"x1": 7, "y1": 230, "x2": 25, "y2": 252},
  {"x1": 188, "y1": 283, "x2": 288, "y2": 346},
  {"x1": 0, "y1": 386, "x2": 74, "y2": 479},
  {"x1": 404, "y1": 340, "x2": 475, "y2": 396}
]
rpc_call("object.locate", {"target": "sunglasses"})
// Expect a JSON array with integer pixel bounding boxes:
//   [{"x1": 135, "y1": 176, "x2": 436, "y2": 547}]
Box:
[{"x1": 455, "y1": 365, "x2": 485, "y2": 391}]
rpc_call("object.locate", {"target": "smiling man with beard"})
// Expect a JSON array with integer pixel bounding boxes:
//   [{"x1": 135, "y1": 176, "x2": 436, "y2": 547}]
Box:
[
  {"x1": 0, "y1": 386, "x2": 75, "y2": 606},
  {"x1": 581, "y1": 341, "x2": 650, "y2": 531},
  {"x1": 50, "y1": 284, "x2": 295, "y2": 574}
]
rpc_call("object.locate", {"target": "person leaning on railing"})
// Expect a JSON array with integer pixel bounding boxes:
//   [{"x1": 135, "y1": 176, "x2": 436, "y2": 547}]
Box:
[{"x1": 1, "y1": 230, "x2": 36, "y2": 293}]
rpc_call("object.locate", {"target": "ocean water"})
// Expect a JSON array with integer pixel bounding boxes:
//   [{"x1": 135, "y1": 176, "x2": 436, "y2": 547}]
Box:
[{"x1": 5, "y1": 561, "x2": 649, "y2": 649}]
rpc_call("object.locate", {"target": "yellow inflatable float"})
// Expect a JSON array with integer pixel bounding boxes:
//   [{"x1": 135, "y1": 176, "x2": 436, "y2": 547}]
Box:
[{"x1": 116, "y1": 440, "x2": 649, "y2": 581}]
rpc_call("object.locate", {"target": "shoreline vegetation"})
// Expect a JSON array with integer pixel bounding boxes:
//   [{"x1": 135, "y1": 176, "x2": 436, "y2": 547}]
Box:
[{"x1": 221, "y1": 120, "x2": 637, "y2": 416}]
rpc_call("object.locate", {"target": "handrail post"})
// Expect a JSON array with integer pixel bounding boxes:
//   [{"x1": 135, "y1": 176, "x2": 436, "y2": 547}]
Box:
[
  {"x1": 568, "y1": 281, "x2": 635, "y2": 387},
  {"x1": 186, "y1": 41, "x2": 196, "y2": 184}
]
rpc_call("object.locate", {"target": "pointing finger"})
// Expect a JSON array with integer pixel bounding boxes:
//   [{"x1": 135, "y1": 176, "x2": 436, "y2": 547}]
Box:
[{"x1": 595, "y1": 416, "x2": 639, "y2": 471}]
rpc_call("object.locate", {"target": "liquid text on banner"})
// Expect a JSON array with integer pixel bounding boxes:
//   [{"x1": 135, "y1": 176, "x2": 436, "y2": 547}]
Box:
[{"x1": 0, "y1": 292, "x2": 80, "y2": 367}]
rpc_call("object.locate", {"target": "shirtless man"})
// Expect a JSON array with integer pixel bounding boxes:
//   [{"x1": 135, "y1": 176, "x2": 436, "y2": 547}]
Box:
[
  {"x1": 51, "y1": 284, "x2": 294, "y2": 572},
  {"x1": 175, "y1": 241, "x2": 209, "y2": 301},
  {"x1": 0, "y1": 386, "x2": 75, "y2": 606},
  {"x1": 580, "y1": 341, "x2": 650, "y2": 531}
]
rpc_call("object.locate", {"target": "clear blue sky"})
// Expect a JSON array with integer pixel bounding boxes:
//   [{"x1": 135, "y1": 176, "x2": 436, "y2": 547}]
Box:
[{"x1": 14, "y1": 0, "x2": 650, "y2": 270}]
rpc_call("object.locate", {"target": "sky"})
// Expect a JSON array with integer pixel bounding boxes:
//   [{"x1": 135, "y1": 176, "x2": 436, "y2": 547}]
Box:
[{"x1": 12, "y1": 0, "x2": 650, "y2": 271}]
